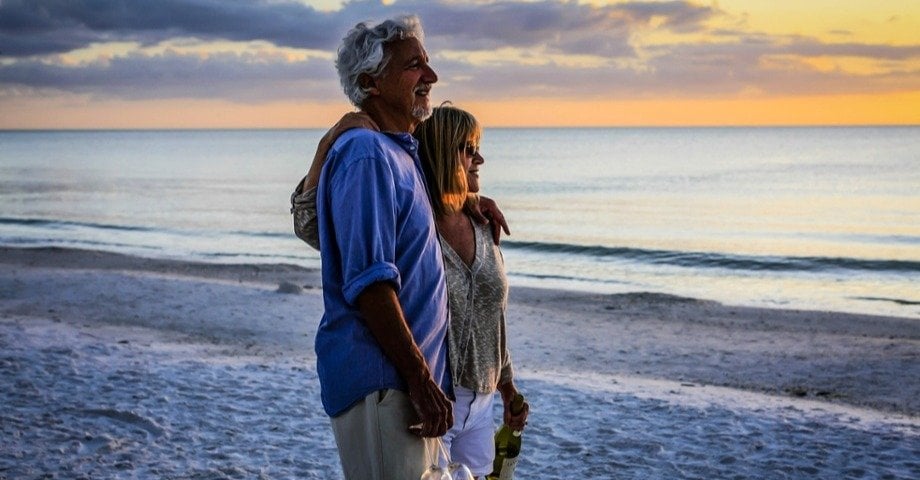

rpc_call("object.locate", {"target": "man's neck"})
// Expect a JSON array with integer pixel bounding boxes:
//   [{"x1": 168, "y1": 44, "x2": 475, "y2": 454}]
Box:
[{"x1": 361, "y1": 105, "x2": 416, "y2": 134}]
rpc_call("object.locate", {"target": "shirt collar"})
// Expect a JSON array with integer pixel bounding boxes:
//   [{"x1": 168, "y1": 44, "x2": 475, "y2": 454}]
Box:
[{"x1": 383, "y1": 131, "x2": 419, "y2": 154}]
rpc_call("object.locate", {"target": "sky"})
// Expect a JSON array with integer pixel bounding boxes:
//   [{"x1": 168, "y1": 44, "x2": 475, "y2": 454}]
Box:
[{"x1": 1, "y1": 0, "x2": 918, "y2": 129}]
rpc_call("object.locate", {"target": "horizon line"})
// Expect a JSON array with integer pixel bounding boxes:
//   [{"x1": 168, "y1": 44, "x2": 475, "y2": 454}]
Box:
[{"x1": 2, "y1": 123, "x2": 919, "y2": 132}]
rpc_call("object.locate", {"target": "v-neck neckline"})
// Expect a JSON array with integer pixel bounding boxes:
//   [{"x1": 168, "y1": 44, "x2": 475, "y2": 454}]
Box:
[{"x1": 439, "y1": 216, "x2": 480, "y2": 272}]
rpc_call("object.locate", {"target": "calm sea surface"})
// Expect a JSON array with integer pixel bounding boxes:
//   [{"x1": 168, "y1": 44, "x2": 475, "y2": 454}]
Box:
[{"x1": 1, "y1": 127, "x2": 918, "y2": 318}]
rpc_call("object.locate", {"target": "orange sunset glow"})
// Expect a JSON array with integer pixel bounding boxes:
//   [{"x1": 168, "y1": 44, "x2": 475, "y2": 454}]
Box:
[{"x1": 1, "y1": 0, "x2": 918, "y2": 129}]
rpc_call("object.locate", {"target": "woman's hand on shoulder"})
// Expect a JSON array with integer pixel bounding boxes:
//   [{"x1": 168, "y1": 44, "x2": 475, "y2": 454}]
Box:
[
  {"x1": 304, "y1": 112, "x2": 380, "y2": 190},
  {"x1": 467, "y1": 195, "x2": 510, "y2": 245}
]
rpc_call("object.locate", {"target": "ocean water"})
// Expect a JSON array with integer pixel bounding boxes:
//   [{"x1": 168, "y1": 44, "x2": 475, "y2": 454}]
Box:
[{"x1": 1, "y1": 127, "x2": 918, "y2": 318}]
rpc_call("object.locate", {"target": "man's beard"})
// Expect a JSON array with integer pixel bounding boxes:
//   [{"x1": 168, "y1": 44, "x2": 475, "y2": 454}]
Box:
[{"x1": 412, "y1": 104, "x2": 432, "y2": 122}]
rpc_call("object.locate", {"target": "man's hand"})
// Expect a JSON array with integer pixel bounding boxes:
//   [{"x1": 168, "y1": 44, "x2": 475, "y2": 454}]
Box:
[
  {"x1": 466, "y1": 195, "x2": 510, "y2": 245},
  {"x1": 406, "y1": 376, "x2": 453, "y2": 437}
]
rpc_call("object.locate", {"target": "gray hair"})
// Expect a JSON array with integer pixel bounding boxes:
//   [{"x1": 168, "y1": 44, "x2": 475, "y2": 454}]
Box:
[{"x1": 335, "y1": 15, "x2": 426, "y2": 107}]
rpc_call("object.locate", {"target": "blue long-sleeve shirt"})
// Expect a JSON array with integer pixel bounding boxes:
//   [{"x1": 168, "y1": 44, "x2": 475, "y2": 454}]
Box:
[{"x1": 315, "y1": 128, "x2": 451, "y2": 417}]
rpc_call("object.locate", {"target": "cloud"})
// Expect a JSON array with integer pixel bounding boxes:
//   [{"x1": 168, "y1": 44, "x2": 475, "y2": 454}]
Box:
[
  {"x1": 0, "y1": 0, "x2": 716, "y2": 57},
  {"x1": 778, "y1": 39, "x2": 920, "y2": 61},
  {"x1": 0, "y1": 0, "x2": 917, "y2": 104},
  {"x1": 433, "y1": 34, "x2": 920, "y2": 100}
]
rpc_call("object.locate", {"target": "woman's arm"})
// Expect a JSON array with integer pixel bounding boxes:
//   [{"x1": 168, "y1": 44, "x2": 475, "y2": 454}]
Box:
[
  {"x1": 465, "y1": 195, "x2": 510, "y2": 245},
  {"x1": 301, "y1": 111, "x2": 379, "y2": 192}
]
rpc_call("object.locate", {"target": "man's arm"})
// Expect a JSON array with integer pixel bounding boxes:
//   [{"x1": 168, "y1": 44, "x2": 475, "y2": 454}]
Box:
[{"x1": 355, "y1": 282, "x2": 453, "y2": 438}]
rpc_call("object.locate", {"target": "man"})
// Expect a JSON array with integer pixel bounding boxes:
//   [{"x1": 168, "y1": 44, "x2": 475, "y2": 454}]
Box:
[{"x1": 314, "y1": 15, "x2": 453, "y2": 479}]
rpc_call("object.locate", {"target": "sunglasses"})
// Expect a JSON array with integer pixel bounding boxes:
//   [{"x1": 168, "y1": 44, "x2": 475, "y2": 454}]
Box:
[{"x1": 460, "y1": 143, "x2": 479, "y2": 157}]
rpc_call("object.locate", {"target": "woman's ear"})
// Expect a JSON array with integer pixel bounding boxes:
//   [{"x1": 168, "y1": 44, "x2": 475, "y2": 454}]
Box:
[{"x1": 358, "y1": 73, "x2": 379, "y2": 96}]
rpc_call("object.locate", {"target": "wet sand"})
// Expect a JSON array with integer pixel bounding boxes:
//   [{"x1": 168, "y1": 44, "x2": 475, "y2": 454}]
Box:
[{"x1": 1, "y1": 247, "x2": 917, "y2": 478}]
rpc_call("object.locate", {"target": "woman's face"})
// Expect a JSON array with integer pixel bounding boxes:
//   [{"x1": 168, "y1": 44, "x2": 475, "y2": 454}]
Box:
[{"x1": 460, "y1": 139, "x2": 484, "y2": 194}]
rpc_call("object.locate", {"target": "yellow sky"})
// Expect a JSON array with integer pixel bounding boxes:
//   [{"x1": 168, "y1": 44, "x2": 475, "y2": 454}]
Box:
[
  {"x1": 1, "y1": 0, "x2": 918, "y2": 128},
  {"x1": 719, "y1": 0, "x2": 918, "y2": 45}
]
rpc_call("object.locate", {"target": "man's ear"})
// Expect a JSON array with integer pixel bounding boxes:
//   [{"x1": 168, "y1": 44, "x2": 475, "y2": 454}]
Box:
[{"x1": 358, "y1": 73, "x2": 379, "y2": 96}]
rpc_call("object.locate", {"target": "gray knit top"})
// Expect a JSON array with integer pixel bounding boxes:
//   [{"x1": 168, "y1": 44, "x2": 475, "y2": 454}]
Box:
[{"x1": 439, "y1": 220, "x2": 514, "y2": 394}]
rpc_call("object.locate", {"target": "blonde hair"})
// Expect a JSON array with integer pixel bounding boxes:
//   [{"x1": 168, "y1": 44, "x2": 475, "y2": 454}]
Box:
[{"x1": 414, "y1": 104, "x2": 481, "y2": 217}]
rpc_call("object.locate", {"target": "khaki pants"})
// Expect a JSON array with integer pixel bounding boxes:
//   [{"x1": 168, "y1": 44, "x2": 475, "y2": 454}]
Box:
[{"x1": 331, "y1": 389, "x2": 439, "y2": 480}]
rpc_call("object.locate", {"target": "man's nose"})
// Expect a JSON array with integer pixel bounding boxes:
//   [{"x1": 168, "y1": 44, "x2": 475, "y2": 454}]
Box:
[{"x1": 422, "y1": 64, "x2": 438, "y2": 84}]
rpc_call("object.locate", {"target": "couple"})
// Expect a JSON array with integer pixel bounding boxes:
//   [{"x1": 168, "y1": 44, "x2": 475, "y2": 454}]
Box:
[{"x1": 294, "y1": 14, "x2": 529, "y2": 480}]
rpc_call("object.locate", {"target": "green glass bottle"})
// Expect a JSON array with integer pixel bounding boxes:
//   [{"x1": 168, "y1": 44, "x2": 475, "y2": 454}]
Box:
[{"x1": 487, "y1": 393, "x2": 525, "y2": 480}]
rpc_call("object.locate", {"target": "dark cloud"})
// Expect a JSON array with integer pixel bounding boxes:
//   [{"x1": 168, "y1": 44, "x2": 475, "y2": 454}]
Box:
[
  {"x1": 0, "y1": 0, "x2": 344, "y2": 56},
  {"x1": 0, "y1": 50, "x2": 340, "y2": 102},
  {"x1": 401, "y1": 0, "x2": 716, "y2": 56},
  {"x1": 617, "y1": 0, "x2": 716, "y2": 32}
]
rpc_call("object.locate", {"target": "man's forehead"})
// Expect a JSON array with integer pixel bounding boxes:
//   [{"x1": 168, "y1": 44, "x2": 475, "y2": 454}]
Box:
[{"x1": 387, "y1": 37, "x2": 426, "y2": 59}]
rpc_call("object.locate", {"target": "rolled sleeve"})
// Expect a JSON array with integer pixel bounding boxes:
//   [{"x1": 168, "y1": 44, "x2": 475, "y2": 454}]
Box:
[{"x1": 343, "y1": 261, "x2": 401, "y2": 306}]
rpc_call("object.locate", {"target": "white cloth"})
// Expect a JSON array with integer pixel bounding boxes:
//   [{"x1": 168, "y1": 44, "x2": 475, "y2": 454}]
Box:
[{"x1": 440, "y1": 386, "x2": 497, "y2": 477}]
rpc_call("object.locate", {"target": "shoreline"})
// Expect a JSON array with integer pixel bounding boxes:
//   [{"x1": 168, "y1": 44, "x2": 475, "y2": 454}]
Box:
[{"x1": 1, "y1": 245, "x2": 918, "y2": 416}]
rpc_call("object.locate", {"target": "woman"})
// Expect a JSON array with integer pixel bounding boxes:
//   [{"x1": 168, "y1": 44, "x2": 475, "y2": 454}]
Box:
[
  {"x1": 291, "y1": 106, "x2": 528, "y2": 477},
  {"x1": 413, "y1": 105, "x2": 528, "y2": 478}
]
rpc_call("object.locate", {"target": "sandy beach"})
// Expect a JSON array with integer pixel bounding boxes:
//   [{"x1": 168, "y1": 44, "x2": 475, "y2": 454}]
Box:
[{"x1": 1, "y1": 246, "x2": 918, "y2": 479}]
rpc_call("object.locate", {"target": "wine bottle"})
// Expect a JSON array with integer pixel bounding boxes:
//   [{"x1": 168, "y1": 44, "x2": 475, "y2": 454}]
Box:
[{"x1": 487, "y1": 393, "x2": 525, "y2": 480}]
